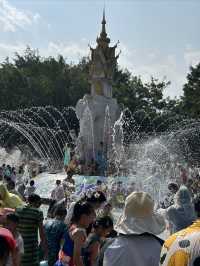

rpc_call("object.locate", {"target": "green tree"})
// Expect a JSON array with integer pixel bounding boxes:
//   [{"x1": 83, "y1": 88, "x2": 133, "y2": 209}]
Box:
[{"x1": 182, "y1": 63, "x2": 200, "y2": 117}]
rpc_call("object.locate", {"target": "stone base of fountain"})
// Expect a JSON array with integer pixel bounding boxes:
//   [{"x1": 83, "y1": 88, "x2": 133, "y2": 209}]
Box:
[{"x1": 76, "y1": 94, "x2": 120, "y2": 162}]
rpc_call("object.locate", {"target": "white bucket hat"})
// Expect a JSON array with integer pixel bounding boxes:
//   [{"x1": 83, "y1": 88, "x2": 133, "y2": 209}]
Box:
[{"x1": 115, "y1": 191, "x2": 166, "y2": 235}]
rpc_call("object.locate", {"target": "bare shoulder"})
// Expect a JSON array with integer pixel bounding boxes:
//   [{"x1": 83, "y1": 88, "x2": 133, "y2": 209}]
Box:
[{"x1": 72, "y1": 228, "x2": 86, "y2": 243}]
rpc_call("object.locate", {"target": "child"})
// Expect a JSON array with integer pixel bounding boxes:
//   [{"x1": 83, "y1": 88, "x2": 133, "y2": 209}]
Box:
[
  {"x1": 83, "y1": 216, "x2": 113, "y2": 266},
  {"x1": 6, "y1": 213, "x2": 24, "y2": 266},
  {"x1": 55, "y1": 201, "x2": 95, "y2": 266}
]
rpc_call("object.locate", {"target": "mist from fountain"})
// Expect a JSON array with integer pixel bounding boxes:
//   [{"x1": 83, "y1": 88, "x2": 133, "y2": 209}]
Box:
[
  {"x1": 78, "y1": 104, "x2": 95, "y2": 162},
  {"x1": 1, "y1": 104, "x2": 200, "y2": 205},
  {"x1": 0, "y1": 106, "x2": 78, "y2": 169}
]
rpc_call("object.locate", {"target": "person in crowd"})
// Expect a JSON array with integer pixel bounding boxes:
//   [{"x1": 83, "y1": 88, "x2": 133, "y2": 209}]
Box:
[
  {"x1": 67, "y1": 156, "x2": 78, "y2": 173},
  {"x1": 64, "y1": 143, "x2": 71, "y2": 172},
  {"x1": 160, "y1": 196, "x2": 200, "y2": 266},
  {"x1": 5, "y1": 165, "x2": 11, "y2": 178},
  {"x1": 83, "y1": 216, "x2": 113, "y2": 266},
  {"x1": 55, "y1": 201, "x2": 95, "y2": 266},
  {"x1": 0, "y1": 227, "x2": 17, "y2": 266},
  {"x1": 47, "y1": 197, "x2": 68, "y2": 219},
  {"x1": 10, "y1": 168, "x2": 16, "y2": 183},
  {"x1": 65, "y1": 171, "x2": 75, "y2": 186},
  {"x1": 98, "y1": 202, "x2": 114, "y2": 221},
  {"x1": 191, "y1": 174, "x2": 200, "y2": 196},
  {"x1": 180, "y1": 167, "x2": 188, "y2": 184},
  {"x1": 95, "y1": 180, "x2": 104, "y2": 192},
  {"x1": 86, "y1": 191, "x2": 107, "y2": 235},
  {"x1": 127, "y1": 182, "x2": 136, "y2": 195},
  {"x1": 44, "y1": 207, "x2": 67, "y2": 266},
  {"x1": 62, "y1": 170, "x2": 75, "y2": 195},
  {"x1": 6, "y1": 213, "x2": 24, "y2": 266},
  {"x1": 111, "y1": 181, "x2": 126, "y2": 208},
  {"x1": 86, "y1": 191, "x2": 107, "y2": 211},
  {"x1": 6, "y1": 180, "x2": 23, "y2": 199},
  {"x1": 103, "y1": 191, "x2": 166, "y2": 266},
  {"x1": 18, "y1": 164, "x2": 25, "y2": 176},
  {"x1": 51, "y1": 180, "x2": 65, "y2": 202},
  {"x1": 65, "y1": 191, "x2": 106, "y2": 226},
  {"x1": 0, "y1": 208, "x2": 15, "y2": 225},
  {"x1": 17, "y1": 182, "x2": 26, "y2": 200},
  {"x1": 0, "y1": 167, "x2": 3, "y2": 180},
  {"x1": 0, "y1": 184, "x2": 23, "y2": 209},
  {"x1": 162, "y1": 182, "x2": 179, "y2": 209},
  {"x1": 2, "y1": 164, "x2": 6, "y2": 175},
  {"x1": 166, "y1": 185, "x2": 196, "y2": 234},
  {"x1": 16, "y1": 193, "x2": 48, "y2": 266},
  {"x1": 47, "y1": 199, "x2": 57, "y2": 218},
  {"x1": 186, "y1": 178, "x2": 194, "y2": 197},
  {"x1": 24, "y1": 180, "x2": 36, "y2": 198}
]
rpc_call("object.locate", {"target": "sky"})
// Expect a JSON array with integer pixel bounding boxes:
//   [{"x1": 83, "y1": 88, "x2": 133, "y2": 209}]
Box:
[{"x1": 0, "y1": 0, "x2": 200, "y2": 98}]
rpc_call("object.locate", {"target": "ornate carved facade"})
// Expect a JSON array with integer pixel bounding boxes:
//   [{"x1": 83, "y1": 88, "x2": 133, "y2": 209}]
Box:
[{"x1": 89, "y1": 10, "x2": 120, "y2": 98}]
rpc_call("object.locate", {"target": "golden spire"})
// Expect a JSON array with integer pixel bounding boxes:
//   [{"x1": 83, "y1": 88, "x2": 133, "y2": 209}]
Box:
[
  {"x1": 97, "y1": 8, "x2": 110, "y2": 46},
  {"x1": 101, "y1": 8, "x2": 106, "y2": 36}
]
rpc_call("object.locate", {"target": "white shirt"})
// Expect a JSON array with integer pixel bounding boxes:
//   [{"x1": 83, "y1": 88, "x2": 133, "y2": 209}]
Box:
[{"x1": 103, "y1": 234, "x2": 162, "y2": 266}]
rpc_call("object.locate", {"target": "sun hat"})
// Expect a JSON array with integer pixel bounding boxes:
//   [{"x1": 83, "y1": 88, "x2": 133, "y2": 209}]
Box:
[{"x1": 115, "y1": 191, "x2": 166, "y2": 235}]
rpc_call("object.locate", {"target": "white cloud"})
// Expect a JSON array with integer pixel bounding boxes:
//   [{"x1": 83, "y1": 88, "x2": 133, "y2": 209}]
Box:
[
  {"x1": 0, "y1": 0, "x2": 41, "y2": 32},
  {"x1": 184, "y1": 49, "x2": 200, "y2": 67},
  {"x1": 0, "y1": 41, "x2": 89, "y2": 64},
  {"x1": 118, "y1": 44, "x2": 187, "y2": 98},
  {"x1": 43, "y1": 41, "x2": 89, "y2": 62},
  {"x1": 0, "y1": 42, "x2": 26, "y2": 61}
]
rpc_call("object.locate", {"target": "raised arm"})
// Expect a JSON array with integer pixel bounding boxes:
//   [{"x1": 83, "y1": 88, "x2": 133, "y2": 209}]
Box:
[{"x1": 73, "y1": 230, "x2": 86, "y2": 266}]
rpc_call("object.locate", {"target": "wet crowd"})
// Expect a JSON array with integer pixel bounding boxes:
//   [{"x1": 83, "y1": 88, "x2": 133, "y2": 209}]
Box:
[{"x1": 1, "y1": 164, "x2": 200, "y2": 266}]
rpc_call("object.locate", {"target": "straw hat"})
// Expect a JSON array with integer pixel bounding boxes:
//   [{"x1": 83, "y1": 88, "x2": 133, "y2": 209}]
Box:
[{"x1": 115, "y1": 191, "x2": 166, "y2": 235}]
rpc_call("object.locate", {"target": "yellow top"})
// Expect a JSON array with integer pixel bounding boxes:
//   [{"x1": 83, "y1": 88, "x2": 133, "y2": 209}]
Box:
[
  {"x1": 0, "y1": 183, "x2": 24, "y2": 209},
  {"x1": 160, "y1": 220, "x2": 200, "y2": 266}
]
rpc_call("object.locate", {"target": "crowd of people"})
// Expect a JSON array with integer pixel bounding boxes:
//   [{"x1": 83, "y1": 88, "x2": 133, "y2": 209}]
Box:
[
  {"x1": 63, "y1": 142, "x2": 109, "y2": 177},
  {"x1": 1, "y1": 162, "x2": 200, "y2": 266}
]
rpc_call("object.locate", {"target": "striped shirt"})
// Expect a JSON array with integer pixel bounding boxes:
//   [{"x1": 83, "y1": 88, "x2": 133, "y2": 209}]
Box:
[{"x1": 16, "y1": 205, "x2": 43, "y2": 266}]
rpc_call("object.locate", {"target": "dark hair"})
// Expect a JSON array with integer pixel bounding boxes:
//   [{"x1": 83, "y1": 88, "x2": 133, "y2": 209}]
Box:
[
  {"x1": 168, "y1": 183, "x2": 179, "y2": 191},
  {"x1": 7, "y1": 180, "x2": 15, "y2": 189},
  {"x1": 56, "y1": 180, "x2": 61, "y2": 185},
  {"x1": 97, "y1": 180, "x2": 102, "y2": 185},
  {"x1": 6, "y1": 213, "x2": 19, "y2": 224},
  {"x1": 28, "y1": 193, "x2": 41, "y2": 204},
  {"x1": 0, "y1": 236, "x2": 10, "y2": 261},
  {"x1": 93, "y1": 216, "x2": 113, "y2": 229},
  {"x1": 30, "y1": 180, "x2": 35, "y2": 186},
  {"x1": 67, "y1": 170, "x2": 74, "y2": 177},
  {"x1": 86, "y1": 191, "x2": 106, "y2": 204},
  {"x1": 71, "y1": 201, "x2": 93, "y2": 223},
  {"x1": 54, "y1": 207, "x2": 67, "y2": 217},
  {"x1": 47, "y1": 200, "x2": 57, "y2": 218}
]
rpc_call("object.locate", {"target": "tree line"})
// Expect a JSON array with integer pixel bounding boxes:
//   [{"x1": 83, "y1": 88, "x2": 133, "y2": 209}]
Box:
[{"x1": 0, "y1": 46, "x2": 199, "y2": 133}]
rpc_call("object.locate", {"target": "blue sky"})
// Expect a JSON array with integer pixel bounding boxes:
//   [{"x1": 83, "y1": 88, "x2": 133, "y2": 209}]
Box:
[{"x1": 0, "y1": 0, "x2": 200, "y2": 98}]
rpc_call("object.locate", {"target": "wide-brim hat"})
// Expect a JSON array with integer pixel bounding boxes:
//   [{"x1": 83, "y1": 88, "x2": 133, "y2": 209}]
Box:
[{"x1": 115, "y1": 191, "x2": 166, "y2": 235}]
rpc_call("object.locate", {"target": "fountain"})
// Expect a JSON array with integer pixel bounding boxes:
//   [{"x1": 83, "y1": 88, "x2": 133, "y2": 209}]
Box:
[
  {"x1": 1, "y1": 12, "x2": 200, "y2": 207},
  {"x1": 75, "y1": 10, "x2": 120, "y2": 163}
]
